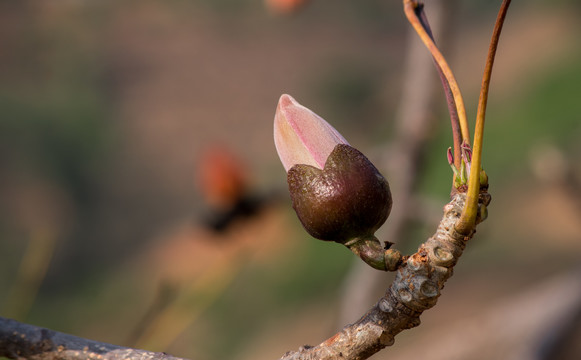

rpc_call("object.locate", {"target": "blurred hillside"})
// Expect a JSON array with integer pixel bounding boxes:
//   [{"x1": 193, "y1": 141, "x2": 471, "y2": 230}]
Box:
[{"x1": 1, "y1": 1, "x2": 581, "y2": 359}]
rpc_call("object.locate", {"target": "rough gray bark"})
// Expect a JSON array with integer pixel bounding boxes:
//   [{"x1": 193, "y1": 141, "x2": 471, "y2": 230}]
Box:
[
  {"x1": 0, "y1": 317, "x2": 188, "y2": 360},
  {"x1": 279, "y1": 191, "x2": 490, "y2": 360}
]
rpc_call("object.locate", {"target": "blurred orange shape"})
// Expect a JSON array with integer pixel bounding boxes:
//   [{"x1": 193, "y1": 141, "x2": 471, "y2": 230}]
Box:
[
  {"x1": 265, "y1": 0, "x2": 309, "y2": 15},
  {"x1": 197, "y1": 145, "x2": 249, "y2": 210}
]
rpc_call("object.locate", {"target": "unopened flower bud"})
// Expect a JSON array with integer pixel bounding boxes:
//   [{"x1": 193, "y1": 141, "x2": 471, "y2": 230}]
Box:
[{"x1": 274, "y1": 94, "x2": 392, "y2": 243}]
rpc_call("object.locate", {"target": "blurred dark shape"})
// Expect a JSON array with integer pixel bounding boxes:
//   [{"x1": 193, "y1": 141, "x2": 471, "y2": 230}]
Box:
[
  {"x1": 196, "y1": 145, "x2": 275, "y2": 233},
  {"x1": 536, "y1": 288, "x2": 581, "y2": 360},
  {"x1": 203, "y1": 194, "x2": 266, "y2": 233}
]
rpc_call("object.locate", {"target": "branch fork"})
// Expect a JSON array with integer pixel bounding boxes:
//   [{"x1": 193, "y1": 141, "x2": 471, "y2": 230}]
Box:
[
  {"x1": 280, "y1": 191, "x2": 490, "y2": 360},
  {"x1": 278, "y1": 1, "x2": 509, "y2": 358}
]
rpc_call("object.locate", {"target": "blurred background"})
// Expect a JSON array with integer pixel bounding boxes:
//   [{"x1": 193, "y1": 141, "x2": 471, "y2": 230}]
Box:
[{"x1": 1, "y1": 0, "x2": 580, "y2": 359}]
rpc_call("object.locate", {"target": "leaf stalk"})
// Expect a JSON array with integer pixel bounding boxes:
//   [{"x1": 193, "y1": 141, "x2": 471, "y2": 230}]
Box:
[{"x1": 456, "y1": 0, "x2": 511, "y2": 233}]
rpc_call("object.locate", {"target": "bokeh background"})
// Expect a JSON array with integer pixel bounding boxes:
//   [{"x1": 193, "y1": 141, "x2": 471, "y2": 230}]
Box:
[{"x1": 1, "y1": 0, "x2": 581, "y2": 359}]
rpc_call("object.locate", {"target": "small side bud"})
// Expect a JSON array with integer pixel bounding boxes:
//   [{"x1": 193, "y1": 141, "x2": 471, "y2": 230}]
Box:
[
  {"x1": 480, "y1": 169, "x2": 489, "y2": 188},
  {"x1": 447, "y1": 147, "x2": 460, "y2": 178},
  {"x1": 447, "y1": 147, "x2": 454, "y2": 166}
]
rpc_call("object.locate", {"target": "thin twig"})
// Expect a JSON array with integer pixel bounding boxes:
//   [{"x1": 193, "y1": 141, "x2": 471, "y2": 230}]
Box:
[{"x1": 132, "y1": 255, "x2": 239, "y2": 351}]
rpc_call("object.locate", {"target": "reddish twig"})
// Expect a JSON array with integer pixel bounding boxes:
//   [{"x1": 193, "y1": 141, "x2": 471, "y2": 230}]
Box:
[
  {"x1": 403, "y1": 0, "x2": 470, "y2": 146},
  {"x1": 415, "y1": 4, "x2": 462, "y2": 170}
]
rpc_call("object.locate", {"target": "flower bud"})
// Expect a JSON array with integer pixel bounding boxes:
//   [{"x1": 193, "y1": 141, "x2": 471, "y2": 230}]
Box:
[{"x1": 273, "y1": 94, "x2": 392, "y2": 243}]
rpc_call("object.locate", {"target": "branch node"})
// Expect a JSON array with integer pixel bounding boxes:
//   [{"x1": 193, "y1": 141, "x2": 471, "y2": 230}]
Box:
[
  {"x1": 385, "y1": 249, "x2": 403, "y2": 271},
  {"x1": 431, "y1": 246, "x2": 454, "y2": 266},
  {"x1": 378, "y1": 298, "x2": 393, "y2": 313}
]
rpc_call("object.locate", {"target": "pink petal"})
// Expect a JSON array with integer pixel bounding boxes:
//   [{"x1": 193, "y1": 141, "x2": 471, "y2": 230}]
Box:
[{"x1": 274, "y1": 94, "x2": 349, "y2": 171}]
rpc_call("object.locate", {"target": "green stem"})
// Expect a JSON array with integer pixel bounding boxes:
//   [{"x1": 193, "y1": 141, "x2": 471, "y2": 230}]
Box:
[{"x1": 456, "y1": 0, "x2": 511, "y2": 233}]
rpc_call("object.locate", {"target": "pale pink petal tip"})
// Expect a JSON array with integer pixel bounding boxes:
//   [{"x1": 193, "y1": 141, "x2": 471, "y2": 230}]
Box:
[{"x1": 273, "y1": 94, "x2": 348, "y2": 172}]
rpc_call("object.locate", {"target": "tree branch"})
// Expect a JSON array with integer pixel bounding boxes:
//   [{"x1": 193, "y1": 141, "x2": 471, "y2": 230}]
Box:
[
  {"x1": 0, "y1": 317, "x2": 188, "y2": 360},
  {"x1": 0, "y1": 191, "x2": 489, "y2": 360},
  {"x1": 279, "y1": 191, "x2": 490, "y2": 360}
]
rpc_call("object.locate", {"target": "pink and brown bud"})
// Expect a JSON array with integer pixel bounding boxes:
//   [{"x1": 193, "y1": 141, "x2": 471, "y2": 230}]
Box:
[{"x1": 273, "y1": 94, "x2": 392, "y2": 243}]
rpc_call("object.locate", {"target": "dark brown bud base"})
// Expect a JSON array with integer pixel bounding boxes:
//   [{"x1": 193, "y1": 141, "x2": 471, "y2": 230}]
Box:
[{"x1": 287, "y1": 144, "x2": 392, "y2": 244}]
